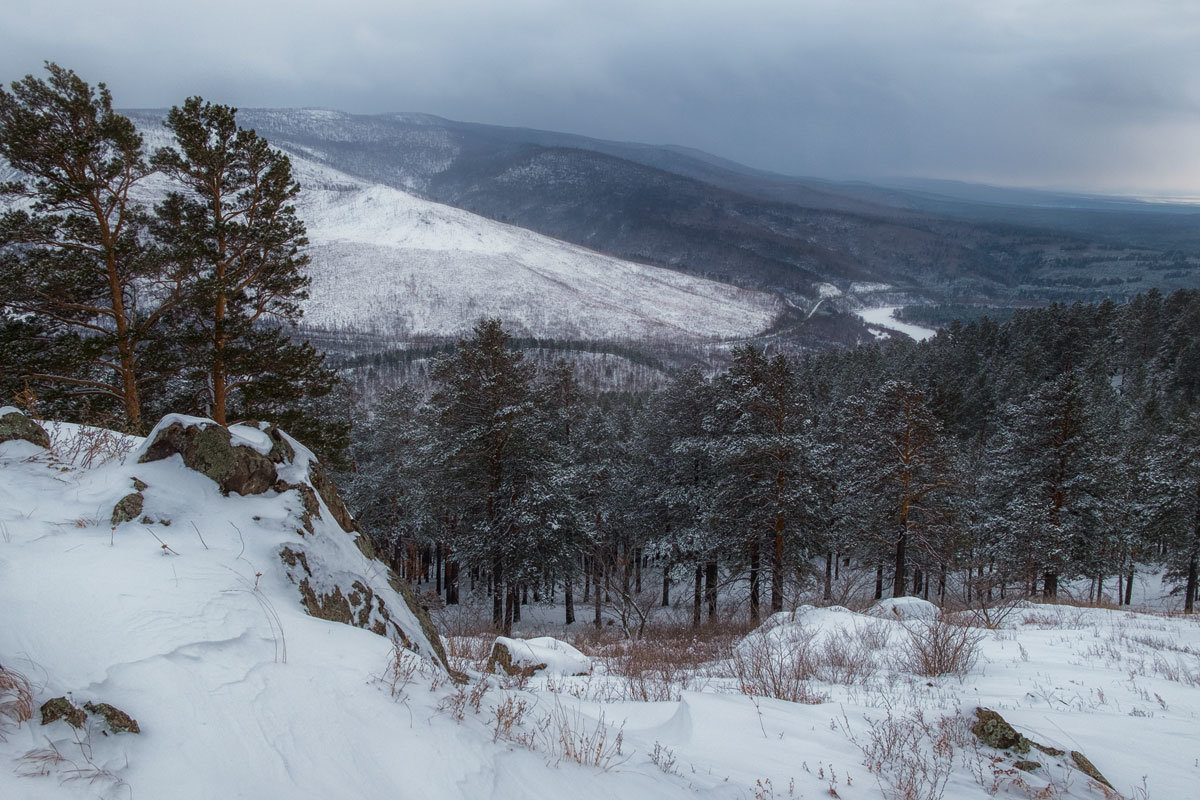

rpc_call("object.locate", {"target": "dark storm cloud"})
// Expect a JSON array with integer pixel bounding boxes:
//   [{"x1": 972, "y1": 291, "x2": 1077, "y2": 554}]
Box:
[{"x1": 3, "y1": 0, "x2": 1198, "y2": 194}]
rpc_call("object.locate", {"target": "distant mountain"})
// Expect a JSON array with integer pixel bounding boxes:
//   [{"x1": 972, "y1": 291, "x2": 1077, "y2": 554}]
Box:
[
  {"x1": 117, "y1": 111, "x2": 784, "y2": 347},
  {"x1": 175, "y1": 109, "x2": 1198, "y2": 305}
]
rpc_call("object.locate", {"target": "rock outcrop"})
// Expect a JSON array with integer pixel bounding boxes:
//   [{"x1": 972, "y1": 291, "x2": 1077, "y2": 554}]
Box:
[
  {"x1": 971, "y1": 707, "x2": 1112, "y2": 790},
  {"x1": 41, "y1": 697, "x2": 139, "y2": 734},
  {"x1": 139, "y1": 417, "x2": 281, "y2": 496},
  {"x1": 135, "y1": 414, "x2": 453, "y2": 675},
  {"x1": 0, "y1": 407, "x2": 50, "y2": 449}
]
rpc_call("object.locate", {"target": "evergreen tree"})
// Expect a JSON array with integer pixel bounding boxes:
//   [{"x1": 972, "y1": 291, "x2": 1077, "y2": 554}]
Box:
[
  {"x1": 709, "y1": 346, "x2": 815, "y2": 619},
  {"x1": 656, "y1": 367, "x2": 721, "y2": 624},
  {"x1": 152, "y1": 98, "x2": 332, "y2": 426},
  {"x1": 429, "y1": 319, "x2": 568, "y2": 634},
  {"x1": 1149, "y1": 409, "x2": 1200, "y2": 612},
  {"x1": 0, "y1": 63, "x2": 180, "y2": 430},
  {"x1": 985, "y1": 370, "x2": 1110, "y2": 596},
  {"x1": 840, "y1": 381, "x2": 956, "y2": 598}
]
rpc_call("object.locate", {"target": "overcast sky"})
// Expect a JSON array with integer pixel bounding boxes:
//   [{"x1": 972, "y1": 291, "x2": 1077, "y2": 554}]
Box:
[{"x1": 4, "y1": 0, "x2": 1199, "y2": 195}]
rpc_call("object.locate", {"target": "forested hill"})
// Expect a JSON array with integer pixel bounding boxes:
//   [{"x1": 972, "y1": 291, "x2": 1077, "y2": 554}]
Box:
[
  {"x1": 342, "y1": 290, "x2": 1200, "y2": 633},
  {"x1": 217, "y1": 109, "x2": 1200, "y2": 305}
]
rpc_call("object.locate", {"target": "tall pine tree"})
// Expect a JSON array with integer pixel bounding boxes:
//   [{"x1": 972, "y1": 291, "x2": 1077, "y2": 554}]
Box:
[
  {"x1": 0, "y1": 63, "x2": 181, "y2": 430},
  {"x1": 152, "y1": 98, "x2": 332, "y2": 426}
]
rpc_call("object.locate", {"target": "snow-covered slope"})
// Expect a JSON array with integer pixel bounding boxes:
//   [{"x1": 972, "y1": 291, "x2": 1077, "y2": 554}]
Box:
[
  {"x1": 289, "y1": 156, "x2": 782, "y2": 342},
  {"x1": 3, "y1": 415, "x2": 1198, "y2": 799}
]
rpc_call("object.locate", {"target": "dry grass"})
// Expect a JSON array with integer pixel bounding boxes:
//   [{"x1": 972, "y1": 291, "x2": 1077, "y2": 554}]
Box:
[
  {"x1": 50, "y1": 423, "x2": 133, "y2": 469},
  {"x1": 17, "y1": 727, "x2": 132, "y2": 798},
  {"x1": 0, "y1": 663, "x2": 34, "y2": 740},
  {"x1": 538, "y1": 700, "x2": 627, "y2": 770}
]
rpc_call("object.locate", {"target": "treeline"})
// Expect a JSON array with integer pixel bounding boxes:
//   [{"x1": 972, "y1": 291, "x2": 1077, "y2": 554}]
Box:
[
  {"x1": 345, "y1": 292, "x2": 1200, "y2": 634},
  {"x1": 0, "y1": 64, "x2": 340, "y2": 454}
]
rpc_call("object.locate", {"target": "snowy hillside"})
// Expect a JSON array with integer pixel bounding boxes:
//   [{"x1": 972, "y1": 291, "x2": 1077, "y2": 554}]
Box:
[
  {"x1": 289, "y1": 157, "x2": 783, "y2": 342},
  {"x1": 3, "y1": 411, "x2": 1198, "y2": 800},
  {"x1": 112, "y1": 113, "x2": 784, "y2": 344}
]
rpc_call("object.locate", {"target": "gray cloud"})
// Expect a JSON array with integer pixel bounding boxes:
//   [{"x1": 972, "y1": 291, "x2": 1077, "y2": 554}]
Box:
[{"x1": 3, "y1": 0, "x2": 1199, "y2": 194}]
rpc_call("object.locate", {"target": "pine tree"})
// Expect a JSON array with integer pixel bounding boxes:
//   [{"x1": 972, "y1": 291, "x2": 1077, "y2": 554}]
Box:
[
  {"x1": 429, "y1": 319, "x2": 568, "y2": 634},
  {"x1": 840, "y1": 381, "x2": 956, "y2": 598},
  {"x1": 655, "y1": 366, "x2": 721, "y2": 624},
  {"x1": 985, "y1": 370, "x2": 1109, "y2": 596},
  {"x1": 151, "y1": 98, "x2": 332, "y2": 426},
  {"x1": 0, "y1": 63, "x2": 180, "y2": 429},
  {"x1": 709, "y1": 346, "x2": 815, "y2": 619},
  {"x1": 1150, "y1": 409, "x2": 1200, "y2": 612}
]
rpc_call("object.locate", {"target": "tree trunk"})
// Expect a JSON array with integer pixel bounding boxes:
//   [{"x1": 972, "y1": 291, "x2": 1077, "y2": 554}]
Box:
[
  {"x1": 705, "y1": 561, "x2": 718, "y2": 621},
  {"x1": 662, "y1": 565, "x2": 671, "y2": 607},
  {"x1": 446, "y1": 559, "x2": 459, "y2": 605},
  {"x1": 892, "y1": 529, "x2": 908, "y2": 598},
  {"x1": 492, "y1": 557, "x2": 504, "y2": 630},
  {"x1": 771, "y1": 520, "x2": 785, "y2": 613},
  {"x1": 565, "y1": 576, "x2": 575, "y2": 624},
  {"x1": 875, "y1": 562, "x2": 884, "y2": 600},
  {"x1": 1124, "y1": 567, "x2": 1134, "y2": 606},
  {"x1": 823, "y1": 552, "x2": 833, "y2": 603},
  {"x1": 635, "y1": 547, "x2": 642, "y2": 594},
  {"x1": 749, "y1": 535, "x2": 761, "y2": 624},
  {"x1": 503, "y1": 582, "x2": 514, "y2": 635},
  {"x1": 593, "y1": 546, "x2": 604, "y2": 629},
  {"x1": 1043, "y1": 572, "x2": 1059, "y2": 598},
  {"x1": 692, "y1": 565, "x2": 702, "y2": 627},
  {"x1": 435, "y1": 543, "x2": 442, "y2": 595}
]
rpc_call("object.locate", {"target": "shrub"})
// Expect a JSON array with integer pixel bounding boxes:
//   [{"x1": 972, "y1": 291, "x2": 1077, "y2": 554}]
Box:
[
  {"x1": 730, "y1": 623, "x2": 827, "y2": 704},
  {"x1": 845, "y1": 708, "x2": 965, "y2": 800},
  {"x1": 896, "y1": 617, "x2": 985, "y2": 677}
]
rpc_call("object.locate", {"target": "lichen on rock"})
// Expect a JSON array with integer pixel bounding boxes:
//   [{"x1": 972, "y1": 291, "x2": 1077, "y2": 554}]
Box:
[
  {"x1": 136, "y1": 414, "x2": 452, "y2": 677},
  {"x1": 1069, "y1": 750, "x2": 1113, "y2": 789},
  {"x1": 110, "y1": 492, "x2": 144, "y2": 526},
  {"x1": 139, "y1": 419, "x2": 276, "y2": 496},
  {"x1": 487, "y1": 640, "x2": 547, "y2": 678},
  {"x1": 0, "y1": 407, "x2": 50, "y2": 449},
  {"x1": 83, "y1": 701, "x2": 140, "y2": 734},
  {"x1": 971, "y1": 707, "x2": 1031, "y2": 754},
  {"x1": 40, "y1": 697, "x2": 138, "y2": 734},
  {"x1": 40, "y1": 696, "x2": 86, "y2": 728}
]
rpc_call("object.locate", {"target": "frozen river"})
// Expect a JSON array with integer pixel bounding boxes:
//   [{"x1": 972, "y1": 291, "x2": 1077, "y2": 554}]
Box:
[{"x1": 854, "y1": 306, "x2": 937, "y2": 341}]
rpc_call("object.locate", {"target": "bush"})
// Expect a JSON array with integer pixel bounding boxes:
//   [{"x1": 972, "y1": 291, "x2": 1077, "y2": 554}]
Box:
[
  {"x1": 730, "y1": 623, "x2": 827, "y2": 704},
  {"x1": 896, "y1": 617, "x2": 985, "y2": 677}
]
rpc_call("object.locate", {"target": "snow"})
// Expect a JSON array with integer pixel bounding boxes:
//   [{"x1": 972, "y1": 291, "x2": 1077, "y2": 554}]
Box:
[
  {"x1": 3, "y1": 419, "x2": 1199, "y2": 800},
  {"x1": 287, "y1": 157, "x2": 783, "y2": 343},
  {"x1": 855, "y1": 306, "x2": 938, "y2": 342},
  {"x1": 492, "y1": 636, "x2": 592, "y2": 676},
  {"x1": 871, "y1": 596, "x2": 941, "y2": 620}
]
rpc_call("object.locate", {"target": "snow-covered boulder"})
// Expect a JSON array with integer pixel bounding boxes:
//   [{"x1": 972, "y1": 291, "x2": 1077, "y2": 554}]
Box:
[
  {"x1": 130, "y1": 414, "x2": 452, "y2": 673},
  {"x1": 487, "y1": 636, "x2": 591, "y2": 677},
  {"x1": 872, "y1": 596, "x2": 940, "y2": 620},
  {"x1": 0, "y1": 406, "x2": 49, "y2": 449}
]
